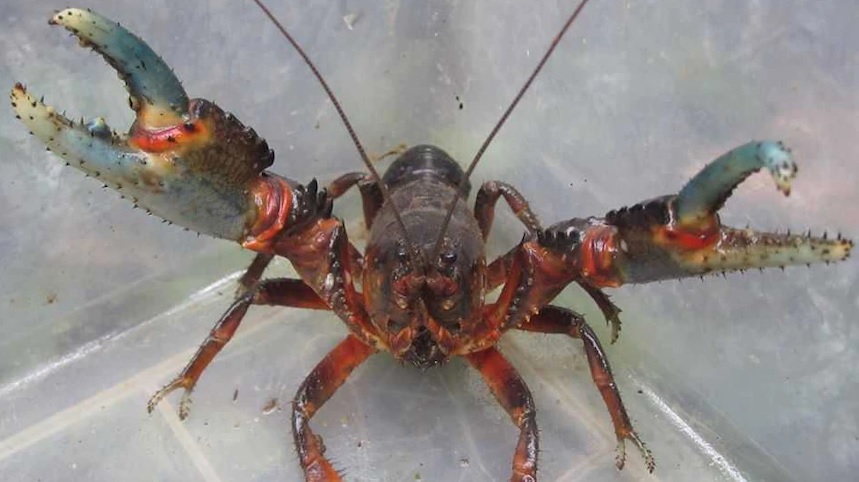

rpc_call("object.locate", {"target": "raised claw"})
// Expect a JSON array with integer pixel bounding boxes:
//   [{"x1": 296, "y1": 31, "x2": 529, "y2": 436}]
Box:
[
  {"x1": 48, "y1": 8, "x2": 189, "y2": 125},
  {"x1": 535, "y1": 141, "x2": 852, "y2": 287},
  {"x1": 11, "y1": 9, "x2": 294, "y2": 244},
  {"x1": 675, "y1": 140, "x2": 797, "y2": 226}
]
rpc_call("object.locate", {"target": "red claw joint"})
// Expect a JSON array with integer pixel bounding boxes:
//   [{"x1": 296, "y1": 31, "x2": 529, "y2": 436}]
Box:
[
  {"x1": 538, "y1": 141, "x2": 853, "y2": 288},
  {"x1": 10, "y1": 8, "x2": 306, "y2": 247}
]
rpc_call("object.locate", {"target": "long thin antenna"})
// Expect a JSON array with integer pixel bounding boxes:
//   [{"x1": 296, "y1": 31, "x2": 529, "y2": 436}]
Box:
[
  {"x1": 431, "y1": 0, "x2": 593, "y2": 260},
  {"x1": 251, "y1": 0, "x2": 424, "y2": 265}
]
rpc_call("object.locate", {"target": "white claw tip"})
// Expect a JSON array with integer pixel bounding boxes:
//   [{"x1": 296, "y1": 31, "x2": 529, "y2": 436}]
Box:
[{"x1": 760, "y1": 141, "x2": 798, "y2": 196}]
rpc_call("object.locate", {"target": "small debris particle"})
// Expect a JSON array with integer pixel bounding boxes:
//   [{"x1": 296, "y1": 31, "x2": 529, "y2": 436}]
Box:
[
  {"x1": 45, "y1": 292, "x2": 57, "y2": 304},
  {"x1": 262, "y1": 397, "x2": 279, "y2": 415},
  {"x1": 459, "y1": 458, "x2": 469, "y2": 467},
  {"x1": 343, "y1": 12, "x2": 361, "y2": 30},
  {"x1": 232, "y1": 389, "x2": 239, "y2": 402}
]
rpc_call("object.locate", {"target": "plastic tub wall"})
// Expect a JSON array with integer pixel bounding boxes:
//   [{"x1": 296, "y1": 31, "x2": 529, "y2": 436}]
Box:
[{"x1": 1, "y1": 1, "x2": 856, "y2": 481}]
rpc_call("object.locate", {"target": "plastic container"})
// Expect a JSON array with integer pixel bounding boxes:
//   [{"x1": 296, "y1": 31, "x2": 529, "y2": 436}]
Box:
[{"x1": 1, "y1": 1, "x2": 856, "y2": 480}]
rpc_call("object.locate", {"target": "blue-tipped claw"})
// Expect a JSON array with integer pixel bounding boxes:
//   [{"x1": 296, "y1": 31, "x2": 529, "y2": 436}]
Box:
[
  {"x1": 675, "y1": 141, "x2": 798, "y2": 226},
  {"x1": 569, "y1": 140, "x2": 852, "y2": 286},
  {"x1": 50, "y1": 8, "x2": 189, "y2": 125},
  {"x1": 11, "y1": 9, "x2": 279, "y2": 242}
]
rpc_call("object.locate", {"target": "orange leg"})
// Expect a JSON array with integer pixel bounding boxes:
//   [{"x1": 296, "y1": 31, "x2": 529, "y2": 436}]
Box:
[
  {"x1": 474, "y1": 180, "x2": 543, "y2": 240},
  {"x1": 466, "y1": 347, "x2": 538, "y2": 482},
  {"x1": 235, "y1": 252, "x2": 274, "y2": 297},
  {"x1": 253, "y1": 278, "x2": 329, "y2": 310},
  {"x1": 147, "y1": 277, "x2": 329, "y2": 418},
  {"x1": 293, "y1": 335, "x2": 376, "y2": 482},
  {"x1": 577, "y1": 282, "x2": 624, "y2": 343},
  {"x1": 518, "y1": 305, "x2": 654, "y2": 472},
  {"x1": 486, "y1": 246, "x2": 519, "y2": 291}
]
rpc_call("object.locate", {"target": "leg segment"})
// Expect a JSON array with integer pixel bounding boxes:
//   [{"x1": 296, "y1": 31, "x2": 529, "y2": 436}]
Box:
[
  {"x1": 236, "y1": 252, "x2": 274, "y2": 297},
  {"x1": 517, "y1": 305, "x2": 654, "y2": 472},
  {"x1": 148, "y1": 292, "x2": 254, "y2": 418},
  {"x1": 578, "y1": 282, "x2": 624, "y2": 344},
  {"x1": 466, "y1": 347, "x2": 538, "y2": 482},
  {"x1": 486, "y1": 245, "x2": 519, "y2": 291},
  {"x1": 253, "y1": 278, "x2": 329, "y2": 310},
  {"x1": 326, "y1": 172, "x2": 383, "y2": 229},
  {"x1": 148, "y1": 277, "x2": 330, "y2": 418},
  {"x1": 293, "y1": 335, "x2": 376, "y2": 482},
  {"x1": 475, "y1": 181, "x2": 542, "y2": 240}
]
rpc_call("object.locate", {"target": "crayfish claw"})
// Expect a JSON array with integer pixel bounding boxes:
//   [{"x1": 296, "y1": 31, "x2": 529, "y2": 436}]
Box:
[
  {"x1": 11, "y1": 82, "x2": 144, "y2": 193},
  {"x1": 50, "y1": 8, "x2": 189, "y2": 127},
  {"x1": 592, "y1": 141, "x2": 852, "y2": 285},
  {"x1": 12, "y1": 9, "x2": 288, "y2": 244},
  {"x1": 675, "y1": 141, "x2": 797, "y2": 227}
]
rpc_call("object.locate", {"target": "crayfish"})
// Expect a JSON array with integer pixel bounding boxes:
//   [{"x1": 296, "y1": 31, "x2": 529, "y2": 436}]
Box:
[{"x1": 10, "y1": 1, "x2": 852, "y2": 481}]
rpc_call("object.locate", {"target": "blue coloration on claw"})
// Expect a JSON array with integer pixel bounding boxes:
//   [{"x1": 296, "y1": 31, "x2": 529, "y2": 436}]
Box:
[
  {"x1": 675, "y1": 141, "x2": 798, "y2": 225},
  {"x1": 86, "y1": 117, "x2": 111, "y2": 138},
  {"x1": 51, "y1": 8, "x2": 189, "y2": 123},
  {"x1": 10, "y1": 9, "x2": 280, "y2": 242}
]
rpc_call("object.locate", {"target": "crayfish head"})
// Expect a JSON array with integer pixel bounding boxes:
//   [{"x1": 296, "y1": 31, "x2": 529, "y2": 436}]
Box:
[
  {"x1": 364, "y1": 233, "x2": 486, "y2": 369},
  {"x1": 363, "y1": 241, "x2": 450, "y2": 368}
]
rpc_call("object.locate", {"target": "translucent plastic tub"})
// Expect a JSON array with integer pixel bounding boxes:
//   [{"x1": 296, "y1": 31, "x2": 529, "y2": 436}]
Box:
[{"x1": 1, "y1": 1, "x2": 856, "y2": 481}]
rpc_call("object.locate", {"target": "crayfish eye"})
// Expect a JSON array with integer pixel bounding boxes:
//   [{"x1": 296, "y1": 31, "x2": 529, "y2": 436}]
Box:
[
  {"x1": 396, "y1": 244, "x2": 410, "y2": 264},
  {"x1": 438, "y1": 250, "x2": 457, "y2": 266},
  {"x1": 435, "y1": 249, "x2": 460, "y2": 277}
]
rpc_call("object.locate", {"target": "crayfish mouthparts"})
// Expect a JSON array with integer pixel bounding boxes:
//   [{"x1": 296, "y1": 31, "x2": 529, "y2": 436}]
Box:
[{"x1": 10, "y1": 8, "x2": 289, "y2": 243}]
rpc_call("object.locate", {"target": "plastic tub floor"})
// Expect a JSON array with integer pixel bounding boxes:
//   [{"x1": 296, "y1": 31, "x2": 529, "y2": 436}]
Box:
[{"x1": 1, "y1": 1, "x2": 856, "y2": 481}]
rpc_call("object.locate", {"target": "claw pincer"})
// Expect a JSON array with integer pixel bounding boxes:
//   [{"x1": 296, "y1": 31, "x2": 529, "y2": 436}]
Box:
[
  {"x1": 537, "y1": 141, "x2": 852, "y2": 287},
  {"x1": 10, "y1": 8, "x2": 299, "y2": 246}
]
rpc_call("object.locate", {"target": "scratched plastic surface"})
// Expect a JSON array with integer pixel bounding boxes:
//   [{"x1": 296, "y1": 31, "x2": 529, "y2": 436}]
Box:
[{"x1": 0, "y1": 1, "x2": 856, "y2": 481}]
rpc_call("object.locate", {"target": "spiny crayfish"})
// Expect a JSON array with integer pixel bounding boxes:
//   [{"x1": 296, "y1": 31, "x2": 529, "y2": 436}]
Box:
[{"x1": 9, "y1": 1, "x2": 853, "y2": 481}]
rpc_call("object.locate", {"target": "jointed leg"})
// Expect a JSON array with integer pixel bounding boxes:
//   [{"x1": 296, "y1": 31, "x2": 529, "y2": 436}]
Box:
[
  {"x1": 148, "y1": 292, "x2": 254, "y2": 418},
  {"x1": 293, "y1": 335, "x2": 376, "y2": 482},
  {"x1": 236, "y1": 252, "x2": 274, "y2": 297},
  {"x1": 486, "y1": 245, "x2": 519, "y2": 291},
  {"x1": 518, "y1": 306, "x2": 654, "y2": 472},
  {"x1": 578, "y1": 282, "x2": 624, "y2": 343},
  {"x1": 326, "y1": 172, "x2": 383, "y2": 229},
  {"x1": 148, "y1": 277, "x2": 329, "y2": 418},
  {"x1": 475, "y1": 181, "x2": 543, "y2": 240},
  {"x1": 253, "y1": 278, "x2": 328, "y2": 310},
  {"x1": 466, "y1": 347, "x2": 539, "y2": 482}
]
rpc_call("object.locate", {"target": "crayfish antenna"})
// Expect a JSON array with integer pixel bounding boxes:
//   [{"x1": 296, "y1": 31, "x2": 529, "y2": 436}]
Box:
[
  {"x1": 251, "y1": 0, "x2": 428, "y2": 269},
  {"x1": 432, "y1": 0, "x2": 594, "y2": 262}
]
